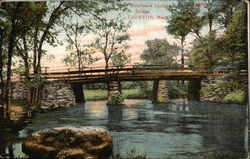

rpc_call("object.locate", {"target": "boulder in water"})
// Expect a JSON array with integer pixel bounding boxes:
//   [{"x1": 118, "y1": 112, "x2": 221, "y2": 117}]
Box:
[{"x1": 22, "y1": 126, "x2": 113, "y2": 159}]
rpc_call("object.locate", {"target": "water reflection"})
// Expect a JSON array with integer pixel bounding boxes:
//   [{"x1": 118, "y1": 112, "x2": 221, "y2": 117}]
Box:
[
  {"x1": 84, "y1": 101, "x2": 107, "y2": 118},
  {"x1": 0, "y1": 99, "x2": 248, "y2": 159},
  {"x1": 107, "y1": 105, "x2": 123, "y2": 131},
  {"x1": 152, "y1": 100, "x2": 248, "y2": 159}
]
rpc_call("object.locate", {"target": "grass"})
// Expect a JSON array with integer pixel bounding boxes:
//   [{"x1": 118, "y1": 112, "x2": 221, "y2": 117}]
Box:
[
  {"x1": 84, "y1": 89, "x2": 107, "y2": 101},
  {"x1": 84, "y1": 89, "x2": 147, "y2": 101}
]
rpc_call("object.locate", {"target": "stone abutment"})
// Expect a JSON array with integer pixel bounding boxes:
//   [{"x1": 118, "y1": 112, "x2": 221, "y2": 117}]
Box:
[
  {"x1": 107, "y1": 81, "x2": 122, "y2": 104},
  {"x1": 152, "y1": 80, "x2": 169, "y2": 103},
  {"x1": 10, "y1": 81, "x2": 76, "y2": 110}
]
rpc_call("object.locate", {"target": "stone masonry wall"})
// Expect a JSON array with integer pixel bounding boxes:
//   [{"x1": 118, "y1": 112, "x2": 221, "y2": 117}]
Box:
[
  {"x1": 41, "y1": 81, "x2": 76, "y2": 110},
  {"x1": 11, "y1": 82, "x2": 29, "y2": 100},
  {"x1": 10, "y1": 81, "x2": 76, "y2": 110},
  {"x1": 156, "y1": 80, "x2": 169, "y2": 102},
  {"x1": 107, "y1": 81, "x2": 121, "y2": 104},
  {"x1": 200, "y1": 76, "x2": 232, "y2": 102}
]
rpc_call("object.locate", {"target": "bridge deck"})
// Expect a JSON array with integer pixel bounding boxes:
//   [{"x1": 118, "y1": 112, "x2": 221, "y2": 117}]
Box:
[{"x1": 12, "y1": 65, "x2": 247, "y2": 83}]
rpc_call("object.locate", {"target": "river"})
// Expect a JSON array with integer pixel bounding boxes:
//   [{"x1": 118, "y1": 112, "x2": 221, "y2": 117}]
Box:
[{"x1": 0, "y1": 99, "x2": 248, "y2": 159}]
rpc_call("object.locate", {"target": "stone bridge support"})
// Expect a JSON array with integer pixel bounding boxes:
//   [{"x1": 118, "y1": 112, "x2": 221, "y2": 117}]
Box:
[
  {"x1": 152, "y1": 80, "x2": 169, "y2": 103},
  {"x1": 71, "y1": 83, "x2": 85, "y2": 103},
  {"x1": 188, "y1": 79, "x2": 201, "y2": 101},
  {"x1": 41, "y1": 81, "x2": 76, "y2": 110},
  {"x1": 11, "y1": 82, "x2": 29, "y2": 100},
  {"x1": 10, "y1": 81, "x2": 76, "y2": 110},
  {"x1": 107, "y1": 81, "x2": 122, "y2": 104}
]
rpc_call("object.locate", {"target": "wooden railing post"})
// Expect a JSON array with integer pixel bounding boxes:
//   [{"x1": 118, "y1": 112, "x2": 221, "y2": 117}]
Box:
[
  {"x1": 91, "y1": 68, "x2": 93, "y2": 80},
  {"x1": 68, "y1": 69, "x2": 70, "y2": 81},
  {"x1": 45, "y1": 68, "x2": 48, "y2": 80}
]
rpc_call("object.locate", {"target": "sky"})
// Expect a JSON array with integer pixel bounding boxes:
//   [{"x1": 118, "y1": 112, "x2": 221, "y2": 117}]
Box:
[{"x1": 41, "y1": 0, "x2": 205, "y2": 70}]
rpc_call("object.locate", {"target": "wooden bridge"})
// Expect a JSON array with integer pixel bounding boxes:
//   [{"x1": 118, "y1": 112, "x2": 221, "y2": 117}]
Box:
[
  {"x1": 20, "y1": 65, "x2": 247, "y2": 83},
  {"x1": 9, "y1": 65, "x2": 247, "y2": 107}
]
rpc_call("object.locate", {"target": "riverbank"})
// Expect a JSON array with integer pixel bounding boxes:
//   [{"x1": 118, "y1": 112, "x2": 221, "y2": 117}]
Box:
[{"x1": 84, "y1": 89, "x2": 149, "y2": 101}]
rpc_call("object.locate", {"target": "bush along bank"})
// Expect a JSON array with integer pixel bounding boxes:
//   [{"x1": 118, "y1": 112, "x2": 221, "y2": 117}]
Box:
[{"x1": 200, "y1": 74, "x2": 247, "y2": 104}]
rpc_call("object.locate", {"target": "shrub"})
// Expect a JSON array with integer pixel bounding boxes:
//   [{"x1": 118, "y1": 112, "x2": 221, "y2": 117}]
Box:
[
  {"x1": 223, "y1": 90, "x2": 246, "y2": 104},
  {"x1": 107, "y1": 92, "x2": 124, "y2": 105},
  {"x1": 112, "y1": 148, "x2": 147, "y2": 159}
]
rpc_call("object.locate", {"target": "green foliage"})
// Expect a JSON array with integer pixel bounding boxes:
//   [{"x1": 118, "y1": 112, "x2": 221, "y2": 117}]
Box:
[
  {"x1": 61, "y1": 15, "x2": 99, "y2": 70},
  {"x1": 121, "y1": 82, "x2": 139, "y2": 90},
  {"x1": 84, "y1": 89, "x2": 147, "y2": 101},
  {"x1": 107, "y1": 92, "x2": 124, "y2": 105},
  {"x1": 126, "y1": 149, "x2": 147, "y2": 159},
  {"x1": 215, "y1": 0, "x2": 241, "y2": 28},
  {"x1": 141, "y1": 39, "x2": 180, "y2": 67},
  {"x1": 137, "y1": 81, "x2": 153, "y2": 98},
  {"x1": 218, "y1": 72, "x2": 247, "y2": 93},
  {"x1": 112, "y1": 52, "x2": 131, "y2": 66},
  {"x1": 189, "y1": 2, "x2": 247, "y2": 71},
  {"x1": 112, "y1": 149, "x2": 147, "y2": 159},
  {"x1": 189, "y1": 31, "x2": 224, "y2": 69},
  {"x1": 167, "y1": 0, "x2": 204, "y2": 68},
  {"x1": 223, "y1": 90, "x2": 246, "y2": 104},
  {"x1": 90, "y1": 5, "x2": 131, "y2": 68},
  {"x1": 84, "y1": 89, "x2": 107, "y2": 101},
  {"x1": 85, "y1": 83, "x2": 107, "y2": 90},
  {"x1": 63, "y1": 52, "x2": 99, "y2": 69},
  {"x1": 122, "y1": 89, "x2": 145, "y2": 99},
  {"x1": 23, "y1": 74, "x2": 46, "y2": 88},
  {"x1": 167, "y1": 0, "x2": 203, "y2": 39},
  {"x1": 224, "y1": 7, "x2": 247, "y2": 70},
  {"x1": 201, "y1": 72, "x2": 247, "y2": 104},
  {"x1": 168, "y1": 81, "x2": 187, "y2": 99}
]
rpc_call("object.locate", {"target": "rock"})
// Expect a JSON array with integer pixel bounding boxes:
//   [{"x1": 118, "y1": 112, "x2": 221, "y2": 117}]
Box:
[{"x1": 22, "y1": 126, "x2": 113, "y2": 159}]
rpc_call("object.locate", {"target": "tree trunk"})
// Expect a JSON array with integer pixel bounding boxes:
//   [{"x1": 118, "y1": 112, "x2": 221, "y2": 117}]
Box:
[
  {"x1": 24, "y1": 57, "x2": 30, "y2": 81},
  {"x1": 22, "y1": 36, "x2": 30, "y2": 81},
  {"x1": 181, "y1": 38, "x2": 185, "y2": 68},
  {"x1": 105, "y1": 59, "x2": 109, "y2": 69},
  {"x1": 33, "y1": 27, "x2": 38, "y2": 74},
  {"x1": 180, "y1": 38, "x2": 185, "y2": 85},
  {"x1": 77, "y1": 51, "x2": 81, "y2": 71},
  {"x1": 209, "y1": 16, "x2": 213, "y2": 32},
  {"x1": 5, "y1": 4, "x2": 20, "y2": 119},
  {"x1": 0, "y1": 27, "x2": 4, "y2": 119},
  {"x1": 37, "y1": 49, "x2": 42, "y2": 74}
]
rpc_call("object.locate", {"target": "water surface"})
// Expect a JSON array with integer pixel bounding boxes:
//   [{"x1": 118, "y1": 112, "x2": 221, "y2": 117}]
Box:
[{"x1": 0, "y1": 99, "x2": 248, "y2": 159}]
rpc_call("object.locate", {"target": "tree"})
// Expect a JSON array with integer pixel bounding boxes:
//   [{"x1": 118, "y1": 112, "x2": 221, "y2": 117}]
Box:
[
  {"x1": 0, "y1": 1, "x2": 127, "y2": 115},
  {"x1": 189, "y1": 31, "x2": 224, "y2": 69},
  {"x1": 201, "y1": 0, "x2": 221, "y2": 32},
  {"x1": 0, "y1": 3, "x2": 24, "y2": 119},
  {"x1": 111, "y1": 52, "x2": 131, "y2": 66},
  {"x1": 62, "y1": 16, "x2": 98, "y2": 71},
  {"x1": 190, "y1": 5, "x2": 247, "y2": 71},
  {"x1": 216, "y1": 0, "x2": 240, "y2": 29},
  {"x1": 224, "y1": 7, "x2": 247, "y2": 70},
  {"x1": 91, "y1": 12, "x2": 130, "y2": 69},
  {"x1": 140, "y1": 39, "x2": 180, "y2": 67},
  {"x1": 167, "y1": 0, "x2": 202, "y2": 68},
  {"x1": 15, "y1": 1, "x2": 113, "y2": 108},
  {"x1": 0, "y1": 22, "x2": 4, "y2": 119},
  {"x1": 15, "y1": 2, "x2": 48, "y2": 82}
]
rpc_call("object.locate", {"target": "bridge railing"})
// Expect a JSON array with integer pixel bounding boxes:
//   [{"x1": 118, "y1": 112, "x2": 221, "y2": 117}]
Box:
[
  {"x1": 38, "y1": 65, "x2": 206, "y2": 81},
  {"x1": 12, "y1": 65, "x2": 244, "y2": 82}
]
